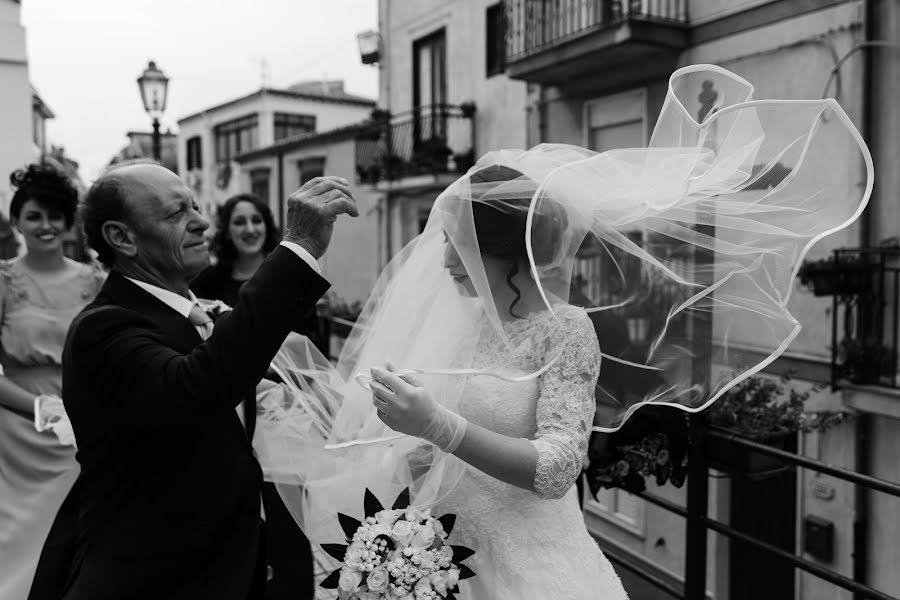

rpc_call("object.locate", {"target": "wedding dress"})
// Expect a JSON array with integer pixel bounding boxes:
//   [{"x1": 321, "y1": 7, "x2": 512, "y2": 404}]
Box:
[{"x1": 436, "y1": 305, "x2": 627, "y2": 599}]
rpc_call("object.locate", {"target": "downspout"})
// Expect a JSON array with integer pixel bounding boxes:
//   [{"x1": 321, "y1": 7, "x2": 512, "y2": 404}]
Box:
[
  {"x1": 852, "y1": 3, "x2": 875, "y2": 597},
  {"x1": 277, "y1": 151, "x2": 285, "y2": 228}
]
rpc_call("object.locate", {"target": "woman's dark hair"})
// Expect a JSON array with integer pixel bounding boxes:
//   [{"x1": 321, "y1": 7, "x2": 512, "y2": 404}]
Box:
[
  {"x1": 210, "y1": 194, "x2": 280, "y2": 272},
  {"x1": 9, "y1": 163, "x2": 79, "y2": 228},
  {"x1": 468, "y1": 165, "x2": 567, "y2": 318}
]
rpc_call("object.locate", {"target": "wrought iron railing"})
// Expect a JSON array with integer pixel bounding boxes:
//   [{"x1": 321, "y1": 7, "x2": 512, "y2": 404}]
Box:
[
  {"x1": 599, "y1": 416, "x2": 900, "y2": 600},
  {"x1": 826, "y1": 247, "x2": 900, "y2": 389},
  {"x1": 355, "y1": 104, "x2": 476, "y2": 186},
  {"x1": 505, "y1": 0, "x2": 689, "y2": 61}
]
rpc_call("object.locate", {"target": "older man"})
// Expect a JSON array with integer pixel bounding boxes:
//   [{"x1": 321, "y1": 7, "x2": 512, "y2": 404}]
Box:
[{"x1": 60, "y1": 163, "x2": 356, "y2": 599}]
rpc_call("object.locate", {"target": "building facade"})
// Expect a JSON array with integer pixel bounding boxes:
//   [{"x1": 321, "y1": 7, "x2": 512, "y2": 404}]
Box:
[
  {"x1": 373, "y1": 0, "x2": 528, "y2": 264},
  {"x1": 175, "y1": 81, "x2": 374, "y2": 221},
  {"x1": 500, "y1": 1, "x2": 899, "y2": 599},
  {"x1": 0, "y1": 0, "x2": 54, "y2": 215}
]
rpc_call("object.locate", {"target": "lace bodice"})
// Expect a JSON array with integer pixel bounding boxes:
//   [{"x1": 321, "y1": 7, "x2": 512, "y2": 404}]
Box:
[
  {"x1": 465, "y1": 304, "x2": 601, "y2": 499},
  {"x1": 437, "y1": 305, "x2": 625, "y2": 599},
  {"x1": 0, "y1": 259, "x2": 105, "y2": 372}
]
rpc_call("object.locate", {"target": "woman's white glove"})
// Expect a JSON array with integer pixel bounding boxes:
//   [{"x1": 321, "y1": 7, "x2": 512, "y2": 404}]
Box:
[
  {"x1": 34, "y1": 394, "x2": 77, "y2": 448},
  {"x1": 369, "y1": 365, "x2": 467, "y2": 453}
]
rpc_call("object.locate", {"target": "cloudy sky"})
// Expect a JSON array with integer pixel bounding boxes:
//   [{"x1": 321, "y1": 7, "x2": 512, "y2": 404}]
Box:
[{"x1": 21, "y1": 0, "x2": 379, "y2": 182}]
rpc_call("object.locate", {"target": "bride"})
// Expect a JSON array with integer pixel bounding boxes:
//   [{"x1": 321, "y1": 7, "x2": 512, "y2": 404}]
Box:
[
  {"x1": 257, "y1": 64, "x2": 872, "y2": 600},
  {"x1": 367, "y1": 164, "x2": 628, "y2": 598}
]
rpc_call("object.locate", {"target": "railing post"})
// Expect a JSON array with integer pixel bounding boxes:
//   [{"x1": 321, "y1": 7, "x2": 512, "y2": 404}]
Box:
[{"x1": 684, "y1": 412, "x2": 709, "y2": 600}]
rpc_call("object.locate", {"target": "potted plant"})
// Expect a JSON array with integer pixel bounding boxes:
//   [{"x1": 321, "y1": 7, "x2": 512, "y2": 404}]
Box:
[
  {"x1": 585, "y1": 374, "x2": 846, "y2": 494},
  {"x1": 837, "y1": 336, "x2": 893, "y2": 385},
  {"x1": 797, "y1": 256, "x2": 873, "y2": 297},
  {"x1": 704, "y1": 375, "x2": 845, "y2": 476}
]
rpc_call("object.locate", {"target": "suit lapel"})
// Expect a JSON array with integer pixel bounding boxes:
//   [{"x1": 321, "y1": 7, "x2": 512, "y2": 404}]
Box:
[{"x1": 98, "y1": 272, "x2": 202, "y2": 353}]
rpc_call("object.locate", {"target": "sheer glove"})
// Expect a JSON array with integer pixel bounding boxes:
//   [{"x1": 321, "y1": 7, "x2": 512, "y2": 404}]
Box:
[{"x1": 369, "y1": 365, "x2": 468, "y2": 453}]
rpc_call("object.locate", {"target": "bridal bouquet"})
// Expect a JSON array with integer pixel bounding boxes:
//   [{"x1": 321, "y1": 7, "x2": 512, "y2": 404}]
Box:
[{"x1": 320, "y1": 488, "x2": 475, "y2": 599}]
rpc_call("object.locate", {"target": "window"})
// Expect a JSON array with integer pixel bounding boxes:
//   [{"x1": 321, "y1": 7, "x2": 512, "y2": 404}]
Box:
[
  {"x1": 413, "y1": 29, "x2": 448, "y2": 144},
  {"x1": 297, "y1": 157, "x2": 325, "y2": 185},
  {"x1": 588, "y1": 488, "x2": 645, "y2": 535},
  {"x1": 186, "y1": 136, "x2": 203, "y2": 170},
  {"x1": 214, "y1": 114, "x2": 259, "y2": 163},
  {"x1": 250, "y1": 168, "x2": 270, "y2": 203},
  {"x1": 274, "y1": 113, "x2": 316, "y2": 142},
  {"x1": 486, "y1": 3, "x2": 506, "y2": 77}
]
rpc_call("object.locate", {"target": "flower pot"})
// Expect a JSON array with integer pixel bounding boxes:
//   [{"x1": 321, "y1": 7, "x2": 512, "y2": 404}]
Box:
[{"x1": 798, "y1": 260, "x2": 873, "y2": 297}]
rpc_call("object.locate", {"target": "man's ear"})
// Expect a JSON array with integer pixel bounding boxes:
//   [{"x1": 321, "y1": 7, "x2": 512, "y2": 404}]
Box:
[{"x1": 101, "y1": 220, "x2": 138, "y2": 258}]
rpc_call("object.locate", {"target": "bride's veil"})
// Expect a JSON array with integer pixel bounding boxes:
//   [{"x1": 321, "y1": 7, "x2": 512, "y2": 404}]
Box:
[{"x1": 254, "y1": 64, "x2": 872, "y2": 543}]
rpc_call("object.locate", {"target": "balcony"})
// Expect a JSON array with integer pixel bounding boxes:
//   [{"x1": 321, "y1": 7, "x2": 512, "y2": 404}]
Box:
[
  {"x1": 797, "y1": 247, "x2": 900, "y2": 390},
  {"x1": 505, "y1": 0, "x2": 689, "y2": 86},
  {"x1": 354, "y1": 104, "x2": 476, "y2": 187}
]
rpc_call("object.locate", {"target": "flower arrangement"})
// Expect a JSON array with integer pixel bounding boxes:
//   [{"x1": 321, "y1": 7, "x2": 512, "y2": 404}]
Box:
[
  {"x1": 585, "y1": 374, "x2": 847, "y2": 493},
  {"x1": 320, "y1": 488, "x2": 475, "y2": 600},
  {"x1": 585, "y1": 405, "x2": 689, "y2": 495}
]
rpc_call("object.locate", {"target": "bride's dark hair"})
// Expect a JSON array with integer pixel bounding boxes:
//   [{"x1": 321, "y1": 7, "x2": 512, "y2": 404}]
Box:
[{"x1": 469, "y1": 165, "x2": 567, "y2": 318}]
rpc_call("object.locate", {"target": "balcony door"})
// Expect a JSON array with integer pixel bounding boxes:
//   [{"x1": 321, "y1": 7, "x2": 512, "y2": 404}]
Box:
[{"x1": 412, "y1": 28, "x2": 448, "y2": 149}]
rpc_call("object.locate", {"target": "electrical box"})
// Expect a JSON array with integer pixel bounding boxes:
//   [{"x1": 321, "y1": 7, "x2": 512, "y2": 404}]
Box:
[{"x1": 803, "y1": 515, "x2": 834, "y2": 562}]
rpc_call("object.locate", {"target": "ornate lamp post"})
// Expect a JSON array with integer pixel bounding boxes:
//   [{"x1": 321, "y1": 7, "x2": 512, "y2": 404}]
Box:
[{"x1": 137, "y1": 60, "x2": 169, "y2": 161}]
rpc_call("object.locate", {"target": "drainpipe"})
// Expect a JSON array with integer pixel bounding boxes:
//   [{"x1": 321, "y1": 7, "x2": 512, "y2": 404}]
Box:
[
  {"x1": 852, "y1": 3, "x2": 875, "y2": 597},
  {"x1": 277, "y1": 151, "x2": 285, "y2": 228},
  {"x1": 860, "y1": 0, "x2": 875, "y2": 248}
]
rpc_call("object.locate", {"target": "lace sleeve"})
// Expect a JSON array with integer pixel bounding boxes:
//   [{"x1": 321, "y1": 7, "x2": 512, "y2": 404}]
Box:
[{"x1": 529, "y1": 306, "x2": 600, "y2": 499}]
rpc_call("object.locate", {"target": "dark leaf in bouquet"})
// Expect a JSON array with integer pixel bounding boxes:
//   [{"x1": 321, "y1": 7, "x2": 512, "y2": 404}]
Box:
[
  {"x1": 392, "y1": 487, "x2": 411, "y2": 510},
  {"x1": 438, "y1": 513, "x2": 456, "y2": 536},
  {"x1": 458, "y1": 564, "x2": 477, "y2": 580},
  {"x1": 364, "y1": 488, "x2": 384, "y2": 518},
  {"x1": 446, "y1": 591, "x2": 457, "y2": 600},
  {"x1": 338, "y1": 513, "x2": 362, "y2": 541},
  {"x1": 320, "y1": 568, "x2": 342, "y2": 589},
  {"x1": 450, "y1": 545, "x2": 475, "y2": 563},
  {"x1": 320, "y1": 543, "x2": 348, "y2": 562}
]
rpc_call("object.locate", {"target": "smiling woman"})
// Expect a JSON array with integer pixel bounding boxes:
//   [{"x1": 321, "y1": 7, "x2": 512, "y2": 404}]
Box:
[
  {"x1": 192, "y1": 193, "x2": 279, "y2": 307},
  {"x1": 0, "y1": 163, "x2": 106, "y2": 600}
]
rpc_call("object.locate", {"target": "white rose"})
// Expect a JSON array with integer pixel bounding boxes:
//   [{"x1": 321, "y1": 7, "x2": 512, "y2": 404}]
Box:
[
  {"x1": 405, "y1": 508, "x2": 424, "y2": 523},
  {"x1": 429, "y1": 571, "x2": 450, "y2": 596},
  {"x1": 338, "y1": 568, "x2": 363, "y2": 593},
  {"x1": 366, "y1": 566, "x2": 390, "y2": 593},
  {"x1": 409, "y1": 524, "x2": 435, "y2": 550},
  {"x1": 376, "y1": 509, "x2": 400, "y2": 526},
  {"x1": 447, "y1": 567, "x2": 460, "y2": 588},
  {"x1": 345, "y1": 541, "x2": 367, "y2": 570},
  {"x1": 371, "y1": 523, "x2": 393, "y2": 539},
  {"x1": 414, "y1": 577, "x2": 433, "y2": 595},
  {"x1": 392, "y1": 520, "x2": 415, "y2": 546}
]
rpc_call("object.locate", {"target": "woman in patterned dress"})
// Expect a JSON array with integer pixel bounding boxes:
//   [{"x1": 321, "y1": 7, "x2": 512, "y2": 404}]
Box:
[{"x1": 0, "y1": 164, "x2": 105, "y2": 600}]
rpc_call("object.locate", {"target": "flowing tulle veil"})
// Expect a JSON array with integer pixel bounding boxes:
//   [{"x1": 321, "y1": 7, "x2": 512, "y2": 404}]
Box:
[{"x1": 255, "y1": 64, "x2": 873, "y2": 545}]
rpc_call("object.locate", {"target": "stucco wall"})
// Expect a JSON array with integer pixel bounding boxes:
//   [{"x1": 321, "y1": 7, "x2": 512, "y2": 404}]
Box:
[
  {"x1": 0, "y1": 1, "x2": 32, "y2": 215},
  {"x1": 379, "y1": 0, "x2": 527, "y2": 155}
]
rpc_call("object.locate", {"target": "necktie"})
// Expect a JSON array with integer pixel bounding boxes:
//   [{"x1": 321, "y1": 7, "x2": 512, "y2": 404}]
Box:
[{"x1": 188, "y1": 303, "x2": 214, "y2": 340}]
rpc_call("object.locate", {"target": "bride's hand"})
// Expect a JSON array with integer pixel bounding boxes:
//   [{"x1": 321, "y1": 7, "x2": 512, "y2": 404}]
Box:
[
  {"x1": 369, "y1": 365, "x2": 434, "y2": 437},
  {"x1": 369, "y1": 365, "x2": 467, "y2": 453}
]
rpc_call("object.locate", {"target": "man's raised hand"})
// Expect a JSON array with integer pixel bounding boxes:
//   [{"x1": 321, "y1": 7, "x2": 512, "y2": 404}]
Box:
[{"x1": 283, "y1": 176, "x2": 359, "y2": 259}]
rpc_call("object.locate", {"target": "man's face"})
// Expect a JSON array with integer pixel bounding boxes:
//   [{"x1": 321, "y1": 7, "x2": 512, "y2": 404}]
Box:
[{"x1": 122, "y1": 165, "x2": 211, "y2": 284}]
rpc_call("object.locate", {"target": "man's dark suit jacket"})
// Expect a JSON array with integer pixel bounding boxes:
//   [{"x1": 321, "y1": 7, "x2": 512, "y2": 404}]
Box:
[{"x1": 60, "y1": 247, "x2": 329, "y2": 600}]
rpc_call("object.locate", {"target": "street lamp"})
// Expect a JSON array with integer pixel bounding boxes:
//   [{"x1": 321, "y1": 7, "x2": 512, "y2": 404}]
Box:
[
  {"x1": 137, "y1": 60, "x2": 169, "y2": 161},
  {"x1": 357, "y1": 30, "x2": 381, "y2": 65}
]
